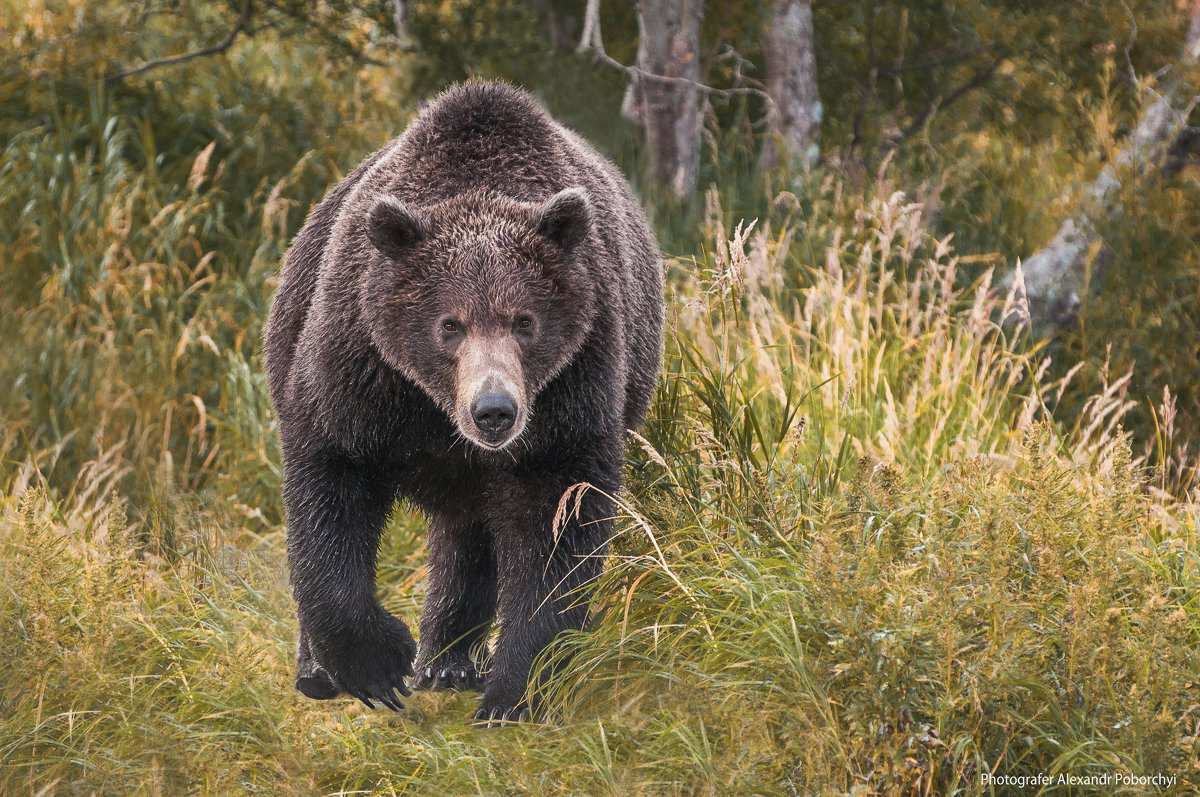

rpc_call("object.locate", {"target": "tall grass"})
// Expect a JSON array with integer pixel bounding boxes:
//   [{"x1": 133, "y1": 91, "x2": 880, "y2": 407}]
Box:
[
  {"x1": 3, "y1": 173, "x2": 1197, "y2": 793},
  {"x1": 0, "y1": 61, "x2": 411, "y2": 527},
  {"x1": 2, "y1": 5, "x2": 1198, "y2": 792}
]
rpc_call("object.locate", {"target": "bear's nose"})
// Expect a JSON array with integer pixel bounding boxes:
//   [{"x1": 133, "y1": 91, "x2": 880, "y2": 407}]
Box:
[{"x1": 472, "y1": 392, "x2": 516, "y2": 434}]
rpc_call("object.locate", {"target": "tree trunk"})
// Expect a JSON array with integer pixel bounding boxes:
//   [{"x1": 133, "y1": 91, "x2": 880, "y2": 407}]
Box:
[
  {"x1": 392, "y1": 0, "x2": 407, "y2": 44},
  {"x1": 1189, "y1": 0, "x2": 1200, "y2": 60},
  {"x1": 763, "y1": 0, "x2": 821, "y2": 170},
  {"x1": 578, "y1": 0, "x2": 603, "y2": 53},
  {"x1": 632, "y1": 0, "x2": 706, "y2": 197},
  {"x1": 1011, "y1": 1, "x2": 1200, "y2": 327}
]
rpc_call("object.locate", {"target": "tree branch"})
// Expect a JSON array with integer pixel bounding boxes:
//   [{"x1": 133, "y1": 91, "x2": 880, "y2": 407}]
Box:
[
  {"x1": 1189, "y1": 0, "x2": 1200, "y2": 59},
  {"x1": 1162, "y1": 125, "x2": 1200, "y2": 179},
  {"x1": 108, "y1": 0, "x2": 253, "y2": 81},
  {"x1": 874, "y1": 45, "x2": 996, "y2": 80},
  {"x1": 577, "y1": 0, "x2": 603, "y2": 54},
  {"x1": 259, "y1": 0, "x2": 386, "y2": 67},
  {"x1": 580, "y1": 31, "x2": 773, "y2": 105},
  {"x1": 883, "y1": 48, "x2": 1008, "y2": 155}
]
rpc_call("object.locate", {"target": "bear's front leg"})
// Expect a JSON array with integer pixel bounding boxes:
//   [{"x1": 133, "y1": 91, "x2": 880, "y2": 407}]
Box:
[
  {"x1": 476, "y1": 470, "x2": 614, "y2": 726},
  {"x1": 412, "y1": 512, "x2": 497, "y2": 692},
  {"x1": 285, "y1": 451, "x2": 417, "y2": 711}
]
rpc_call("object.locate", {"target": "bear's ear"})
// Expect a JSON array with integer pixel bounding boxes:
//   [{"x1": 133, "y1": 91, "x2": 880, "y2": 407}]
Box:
[
  {"x1": 536, "y1": 187, "x2": 592, "y2": 252},
  {"x1": 367, "y1": 195, "x2": 429, "y2": 260}
]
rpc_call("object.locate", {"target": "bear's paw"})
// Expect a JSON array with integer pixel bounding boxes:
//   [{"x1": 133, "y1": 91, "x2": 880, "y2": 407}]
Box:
[{"x1": 313, "y1": 611, "x2": 417, "y2": 712}]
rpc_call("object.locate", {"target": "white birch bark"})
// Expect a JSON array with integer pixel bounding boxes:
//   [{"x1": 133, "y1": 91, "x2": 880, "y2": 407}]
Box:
[
  {"x1": 392, "y1": 0, "x2": 407, "y2": 44},
  {"x1": 763, "y1": 0, "x2": 821, "y2": 170},
  {"x1": 632, "y1": 0, "x2": 706, "y2": 197},
  {"x1": 1012, "y1": 2, "x2": 1200, "y2": 327},
  {"x1": 578, "y1": 0, "x2": 603, "y2": 53}
]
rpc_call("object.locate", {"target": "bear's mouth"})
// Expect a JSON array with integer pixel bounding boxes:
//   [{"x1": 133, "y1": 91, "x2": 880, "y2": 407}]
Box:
[
  {"x1": 454, "y1": 410, "x2": 527, "y2": 451},
  {"x1": 474, "y1": 434, "x2": 518, "y2": 451}
]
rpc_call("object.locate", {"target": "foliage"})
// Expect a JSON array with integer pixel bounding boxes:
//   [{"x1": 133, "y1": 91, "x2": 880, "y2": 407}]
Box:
[
  {"x1": 3, "y1": 200, "x2": 1199, "y2": 794},
  {"x1": 0, "y1": 9, "x2": 414, "y2": 519},
  {"x1": 1047, "y1": 53, "x2": 1200, "y2": 498},
  {"x1": 2, "y1": 0, "x2": 1200, "y2": 794}
]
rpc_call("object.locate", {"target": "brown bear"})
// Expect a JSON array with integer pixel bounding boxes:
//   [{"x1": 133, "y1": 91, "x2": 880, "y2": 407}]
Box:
[{"x1": 264, "y1": 80, "x2": 663, "y2": 724}]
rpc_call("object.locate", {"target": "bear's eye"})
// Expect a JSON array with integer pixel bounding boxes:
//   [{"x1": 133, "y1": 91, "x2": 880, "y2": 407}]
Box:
[
  {"x1": 441, "y1": 319, "x2": 460, "y2": 334},
  {"x1": 516, "y1": 317, "x2": 533, "y2": 332}
]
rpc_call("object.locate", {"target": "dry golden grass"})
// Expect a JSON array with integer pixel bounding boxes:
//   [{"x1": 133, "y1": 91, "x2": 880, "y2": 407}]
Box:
[
  {"x1": 3, "y1": 183, "x2": 1198, "y2": 794},
  {"x1": 2, "y1": 5, "x2": 1198, "y2": 793}
]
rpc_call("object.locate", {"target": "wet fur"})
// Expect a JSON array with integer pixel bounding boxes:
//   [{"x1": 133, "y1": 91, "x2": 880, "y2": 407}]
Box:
[{"x1": 264, "y1": 80, "x2": 663, "y2": 720}]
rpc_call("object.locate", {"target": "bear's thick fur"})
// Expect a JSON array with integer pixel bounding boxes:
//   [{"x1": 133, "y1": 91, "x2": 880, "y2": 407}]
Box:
[{"x1": 264, "y1": 80, "x2": 663, "y2": 722}]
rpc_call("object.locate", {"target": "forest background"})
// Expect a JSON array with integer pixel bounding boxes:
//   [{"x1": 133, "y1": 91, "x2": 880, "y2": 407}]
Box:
[{"x1": 1, "y1": 1, "x2": 1199, "y2": 794}]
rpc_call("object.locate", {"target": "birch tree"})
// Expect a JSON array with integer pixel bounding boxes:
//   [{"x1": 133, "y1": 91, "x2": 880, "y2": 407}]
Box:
[
  {"x1": 392, "y1": 0, "x2": 407, "y2": 44},
  {"x1": 630, "y1": 0, "x2": 707, "y2": 197},
  {"x1": 763, "y1": 0, "x2": 821, "y2": 170},
  {"x1": 1011, "y1": 2, "x2": 1200, "y2": 327}
]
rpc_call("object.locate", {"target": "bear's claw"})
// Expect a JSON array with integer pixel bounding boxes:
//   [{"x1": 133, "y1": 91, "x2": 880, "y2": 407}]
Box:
[
  {"x1": 412, "y1": 663, "x2": 485, "y2": 692},
  {"x1": 346, "y1": 681, "x2": 411, "y2": 712},
  {"x1": 472, "y1": 705, "x2": 531, "y2": 728}
]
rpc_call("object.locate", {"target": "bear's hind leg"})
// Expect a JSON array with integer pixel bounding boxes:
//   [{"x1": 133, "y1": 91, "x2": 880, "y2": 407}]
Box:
[{"x1": 413, "y1": 516, "x2": 497, "y2": 692}]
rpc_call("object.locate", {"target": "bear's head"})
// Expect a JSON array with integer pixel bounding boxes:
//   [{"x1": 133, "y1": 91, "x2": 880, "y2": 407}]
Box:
[{"x1": 360, "y1": 187, "x2": 597, "y2": 451}]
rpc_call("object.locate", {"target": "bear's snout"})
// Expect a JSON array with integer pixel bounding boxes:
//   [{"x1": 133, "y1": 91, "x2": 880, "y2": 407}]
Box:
[
  {"x1": 471, "y1": 391, "x2": 516, "y2": 435},
  {"x1": 454, "y1": 336, "x2": 527, "y2": 449}
]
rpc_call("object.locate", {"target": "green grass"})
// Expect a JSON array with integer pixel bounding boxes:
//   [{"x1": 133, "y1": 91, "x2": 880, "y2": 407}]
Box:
[
  {"x1": 2, "y1": 4, "x2": 1199, "y2": 794},
  {"x1": 3, "y1": 189, "x2": 1199, "y2": 794}
]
